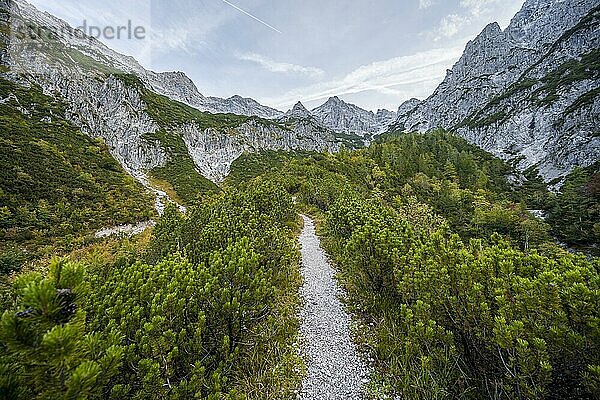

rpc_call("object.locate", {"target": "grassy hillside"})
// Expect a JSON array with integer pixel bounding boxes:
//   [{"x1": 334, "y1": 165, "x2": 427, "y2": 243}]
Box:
[{"x1": 0, "y1": 77, "x2": 155, "y2": 272}]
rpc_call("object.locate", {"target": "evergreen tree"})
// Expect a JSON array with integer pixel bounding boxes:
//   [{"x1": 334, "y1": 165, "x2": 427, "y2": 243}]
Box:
[{"x1": 0, "y1": 259, "x2": 123, "y2": 400}]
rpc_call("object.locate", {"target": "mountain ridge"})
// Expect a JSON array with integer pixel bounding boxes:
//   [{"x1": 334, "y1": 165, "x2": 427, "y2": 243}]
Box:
[
  {"x1": 1, "y1": 0, "x2": 356, "y2": 208},
  {"x1": 310, "y1": 96, "x2": 396, "y2": 137},
  {"x1": 3, "y1": 0, "x2": 599, "y2": 192},
  {"x1": 389, "y1": 0, "x2": 600, "y2": 183},
  {"x1": 2, "y1": 0, "x2": 283, "y2": 119}
]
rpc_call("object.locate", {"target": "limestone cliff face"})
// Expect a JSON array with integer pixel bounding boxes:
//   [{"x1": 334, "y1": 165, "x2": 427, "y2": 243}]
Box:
[
  {"x1": 182, "y1": 120, "x2": 340, "y2": 182},
  {"x1": 391, "y1": 0, "x2": 600, "y2": 182},
  {"x1": 61, "y1": 76, "x2": 168, "y2": 177},
  {"x1": 1, "y1": 0, "x2": 345, "y2": 205}
]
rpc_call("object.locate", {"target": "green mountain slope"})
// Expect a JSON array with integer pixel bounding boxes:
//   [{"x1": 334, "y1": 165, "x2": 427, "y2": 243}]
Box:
[
  {"x1": 236, "y1": 132, "x2": 599, "y2": 399},
  {"x1": 0, "y1": 77, "x2": 155, "y2": 271},
  {"x1": 0, "y1": 130, "x2": 598, "y2": 399}
]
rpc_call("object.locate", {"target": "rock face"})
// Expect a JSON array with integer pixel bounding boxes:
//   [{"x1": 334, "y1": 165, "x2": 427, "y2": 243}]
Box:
[
  {"x1": 286, "y1": 101, "x2": 313, "y2": 119},
  {"x1": 394, "y1": 98, "x2": 422, "y2": 130},
  {"x1": 182, "y1": 120, "x2": 340, "y2": 182},
  {"x1": 311, "y1": 96, "x2": 396, "y2": 137},
  {"x1": 1, "y1": 0, "x2": 283, "y2": 120},
  {"x1": 1, "y1": 0, "x2": 345, "y2": 195},
  {"x1": 391, "y1": 0, "x2": 600, "y2": 182},
  {"x1": 375, "y1": 108, "x2": 397, "y2": 128}
]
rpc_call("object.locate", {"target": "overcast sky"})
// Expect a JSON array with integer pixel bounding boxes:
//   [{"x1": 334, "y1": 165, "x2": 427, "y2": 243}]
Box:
[{"x1": 28, "y1": 0, "x2": 525, "y2": 112}]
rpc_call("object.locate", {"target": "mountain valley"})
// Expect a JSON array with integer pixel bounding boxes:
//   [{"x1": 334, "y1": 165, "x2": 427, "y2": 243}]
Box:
[{"x1": 0, "y1": 0, "x2": 599, "y2": 399}]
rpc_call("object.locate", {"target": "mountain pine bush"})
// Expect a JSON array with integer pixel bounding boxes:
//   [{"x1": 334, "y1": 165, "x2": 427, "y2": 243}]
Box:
[
  {"x1": 323, "y1": 189, "x2": 600, "y2": 399},
  {"x1": 1, "y1": 130, "x2": 598, "y2": 399},
  {"x1": 0, "y1": 259, "x2": 123, "y2": 399}
]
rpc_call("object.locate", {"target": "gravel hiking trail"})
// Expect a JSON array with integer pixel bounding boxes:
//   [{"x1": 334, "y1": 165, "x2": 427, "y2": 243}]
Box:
[{"x1": 297, "y1": 215, "x2": 370, "y2": 400}]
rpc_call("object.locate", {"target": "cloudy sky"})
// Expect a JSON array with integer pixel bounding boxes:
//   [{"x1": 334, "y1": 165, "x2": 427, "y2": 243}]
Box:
[{"x1": 28, "y1": 0, "x2": 526, "y2": 111}]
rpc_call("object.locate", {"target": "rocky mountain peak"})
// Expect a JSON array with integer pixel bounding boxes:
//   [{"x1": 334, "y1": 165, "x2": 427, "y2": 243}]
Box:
[
  {"x1": 320, "y1": 96, "x2": 372, "y2": 115},
  {"x1": 480, "y1": 21, "x2": 502, "y2": 37},
  {"x1": 215, "y1": 95, "x2": 283, "y2": 119},
  {"x1": 375, "y1": 109, "x2": 397, "y2": 128},
  {"x1": 396, "y1": 98, "x2": 421, "y2": 116},
  {"x1": 286, "y1": 101, "x2": 312, "y2": 118},
  {"x1": 310, "y1": 96, "x2": 397, "y2": 137},
  {"x1": 390, "y1": 0, "x2": 600, "y2": 182},
  {"x1": 150, "y1": 71, "x2": 207, "y2": 105},
  {"x1": 375, "y1": 109, "x2": 393, "y2": 118}
]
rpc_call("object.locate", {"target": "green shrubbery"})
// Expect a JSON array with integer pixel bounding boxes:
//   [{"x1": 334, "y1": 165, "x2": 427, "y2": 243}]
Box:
[
  {"x1": 1, "y1": 180, "x2": 302, "y2": 399},
  {"x1": 245, "y1": 131, "x2": 549, "y2": 250},
  {"x1": 252, "y1": 131, "x2": 597, "y2": 399},
  {"x1": 0, "y1": 77, "x2": 154, "y2": 270},
  {"x1": 547, "y1": 163, "x2": 600, "y2": 247},
  {"x1": 328, "y1": 192, "x2": 599, "y2": 398},
  {"x1": 0, "y1": 259, "x2": 124, "y2": 399},
  {"x1": 1, "y1": 127, "x2": 597, "y2": 399}
]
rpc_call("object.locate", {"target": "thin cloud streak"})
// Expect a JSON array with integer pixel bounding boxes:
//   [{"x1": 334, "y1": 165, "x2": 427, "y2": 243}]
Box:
[
  {"x1": 237, "y1": 53, "x2": 324, "y2": 78},
  {"x1": 220, "y1": 0, "x2": 282, "y2": 34},
  {"x1": 261, "y1": 45, "x2": 465, "y2": 110}
]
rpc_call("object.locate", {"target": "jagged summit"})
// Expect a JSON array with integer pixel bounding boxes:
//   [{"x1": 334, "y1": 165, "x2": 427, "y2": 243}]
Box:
[
  {"x1": 293, "y1": 101, "x2": 309, "y2": 110},
  {"x1": 311, "y1": 96, "x2": 396, "y2": 137},
  {"x1": 480, "y1": 21, "x2": 502, "y2": 36},
  {"x1": 375, "y1": 109, "x2": 397, "y2": 128},
  {"x1": 286, "y1": 101, "x2": 312, "y2": 118},
  {"x1": 396, "y1": 98, "x2": 421, "y2": 115},
  {"x1": 325, "y1": 96, "x2": 343, "y2": 104},
  {"x1": 151, "y1": 71, "x2": 208, "y2": 106},
  {"x1": 390, "y1": 0, "x2": 600, "y2": 181}
]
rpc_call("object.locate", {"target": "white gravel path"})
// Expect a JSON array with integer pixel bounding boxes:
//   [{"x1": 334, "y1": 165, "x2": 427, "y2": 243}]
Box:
[
  {"x1": 94, "y1": 220, "x2": 156, "y2": 238},
  {"x1": 298, "y1": 215, "x2": 370, "y2": 400}
]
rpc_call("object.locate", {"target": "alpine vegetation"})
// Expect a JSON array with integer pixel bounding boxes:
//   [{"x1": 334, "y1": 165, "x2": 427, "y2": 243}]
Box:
[{"x1": 0, "y1": 0, "x2": 598, "y2": 399}]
